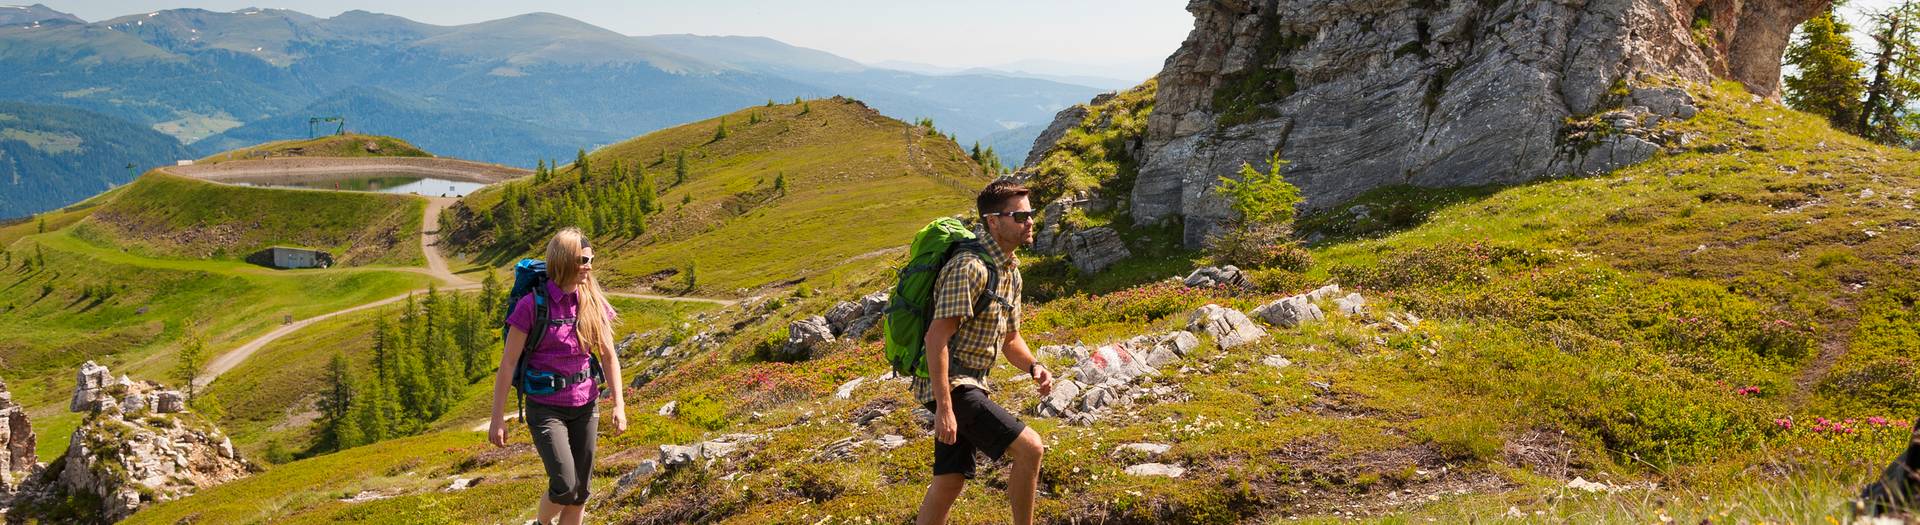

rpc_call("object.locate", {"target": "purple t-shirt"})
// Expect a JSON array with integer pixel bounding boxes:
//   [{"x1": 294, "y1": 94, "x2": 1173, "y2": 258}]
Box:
[{"x1": 506, "y1": 281, "x2": 617, "y2": 407}]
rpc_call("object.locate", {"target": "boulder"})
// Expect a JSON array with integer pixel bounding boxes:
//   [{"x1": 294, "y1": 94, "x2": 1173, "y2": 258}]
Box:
[
  {"x1": 657, "y1": 401, "x2": 678, "y2": 417},
  {"x1": 1335, "y1": 293, "x2": 1367, "y2": 315},
  {"x1": 860, "y1": 291, "x2": 891, "y2": 314},
  {"x1": 658, "y1": 445, "x2": 699, "y2": 466},
  {"x1": 154, "y1": 391, "x2": 186, "y2": 414},
  {"x1": 1252, "y1": 295, "x2": 1325, "y2": 328},
  {"x1": 778, "y1": 316, "x2": 836, "y2": 360},
  {"x1": 69, "y1": 361, "x2": 112, "y2": 412},
  {"x1": 1183, "y1": 266, "x2": 1250, "y2": 289},
  {"x1": 824, "y1": 301, "x2": 864, "y2": 333},
  {"x1": 1135, "y1": 331, "x2": 1199, "y2": 367},
  {"x1": 1263, "y1": 355, "x2": 1293, "y2": 369},
  {"x1": 1186, "y1": 304, "x2": 1267, "y2": 349},
  {"x1": 1066, "y1": 227, "x2": 1131, "y2": 274},
  {"x1": 1074, "y1": 344, "x2": 1157, "y2": 387},
  {"x1": 1124, "y1": 463, "x2": 1186, "y2": 478},
  {"x1": 1306, "y1": 284, "x2": 1343, "y2": 302},
  {"x1": 875, "y1": 434, "x2": 908, "y2": 450},
  {"x1": 1036, "y1": 379, "x2": 1083, "y2": 418}
]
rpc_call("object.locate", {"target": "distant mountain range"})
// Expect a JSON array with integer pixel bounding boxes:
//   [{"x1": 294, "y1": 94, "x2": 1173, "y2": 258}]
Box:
[
  {"x1": 0, "y1": 5, "x2": 1110, "y2": 218},
  {"x1": 0, "y1": 101, "x2": 194, "y2": 219}
]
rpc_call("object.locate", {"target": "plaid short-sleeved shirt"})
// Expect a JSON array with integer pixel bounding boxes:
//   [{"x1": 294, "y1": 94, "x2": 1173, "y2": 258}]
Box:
[{"x1": 911, "y1": 226, "x2": 1023, "y2": 406}]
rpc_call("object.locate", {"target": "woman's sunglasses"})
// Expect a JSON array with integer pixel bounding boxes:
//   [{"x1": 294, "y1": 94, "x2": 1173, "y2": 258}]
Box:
[
  {"x1": 984, "y1": 210, "x2": 1038, "y2": 223},
  {"x1": 579, "y1": 255, "x2": 594, "y2": 265}
]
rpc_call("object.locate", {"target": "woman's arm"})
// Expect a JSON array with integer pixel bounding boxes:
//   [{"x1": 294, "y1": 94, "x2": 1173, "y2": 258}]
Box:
[
  {"x1": 487, "y1": 327, "x2": 527, "y2": 446},
  {"x1": 600, "y1": 342, "x2": 627, "y2": 432}
]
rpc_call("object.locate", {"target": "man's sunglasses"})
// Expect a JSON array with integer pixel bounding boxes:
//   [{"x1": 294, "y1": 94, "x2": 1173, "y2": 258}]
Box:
[{"x1": 984, "y1": 210, "x2": 1038, "y2": 223}]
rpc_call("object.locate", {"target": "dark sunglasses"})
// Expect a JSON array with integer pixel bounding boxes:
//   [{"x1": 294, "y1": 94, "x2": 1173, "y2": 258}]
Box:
[
  {"x1": 984, "y1": 210, "x2": 1038, "y2": 223},
  {"x1": 579, "y1": 255, "x2": 594, "y2": 265}
]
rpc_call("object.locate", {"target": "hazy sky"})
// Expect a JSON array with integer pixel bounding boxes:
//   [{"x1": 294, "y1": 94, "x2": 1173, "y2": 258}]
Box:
[{"x1": 37, "y1": 1, "x2": 1194, "y2": 78}]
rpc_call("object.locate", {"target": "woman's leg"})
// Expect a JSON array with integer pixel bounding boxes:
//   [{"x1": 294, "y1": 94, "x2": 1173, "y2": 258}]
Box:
[
  {"x1": 537, "y1": 495, "x2": 564, "y2": 524},
  {"x1": 527, "y1": 403, "x2": 579, "y2": 524},
  {"x1": 556, "y1": 407, "x2": 599, "y2": 525}
]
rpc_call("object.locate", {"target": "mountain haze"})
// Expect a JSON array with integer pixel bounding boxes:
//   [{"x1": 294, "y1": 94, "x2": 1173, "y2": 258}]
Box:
[{"x1": 0, "y1": 6, "x2": 1104, "y2": 218}]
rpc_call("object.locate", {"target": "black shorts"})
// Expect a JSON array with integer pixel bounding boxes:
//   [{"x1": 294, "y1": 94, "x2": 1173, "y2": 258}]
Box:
[{"x1": 925, "y1": 385, "x2": 1027, "y2": 479}]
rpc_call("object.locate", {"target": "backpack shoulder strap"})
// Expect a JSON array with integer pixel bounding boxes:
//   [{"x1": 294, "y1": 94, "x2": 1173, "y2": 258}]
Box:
[{"x1": 953, "y1": 240, "x2": 1013, "y2": 316}]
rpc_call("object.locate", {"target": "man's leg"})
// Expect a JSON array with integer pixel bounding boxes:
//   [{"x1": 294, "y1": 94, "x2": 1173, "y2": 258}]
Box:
[
  {"x1": 1004, "y1": 427, "x2": 1045, "y2": 525},
  {"x1": 916, "y1": 473, "x2": 967, "y2": 525},
  {"x1": 558, "y1": 504, "x2": 585, "y2": 525}
]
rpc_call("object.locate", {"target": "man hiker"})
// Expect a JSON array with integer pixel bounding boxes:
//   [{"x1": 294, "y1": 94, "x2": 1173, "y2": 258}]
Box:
[{"x1": 915, "y1": 180, "x2": 1055, "y2": 525}]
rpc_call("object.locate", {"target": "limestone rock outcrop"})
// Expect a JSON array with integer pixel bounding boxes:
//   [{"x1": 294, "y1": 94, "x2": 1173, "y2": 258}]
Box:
[
  {"x1": 1095, "y1": 0, "x2": 1825, "y2": 247},
  {"x1": 9, "y1": 362, "x2": 251, "y2": 523},
  {"x1": 0, "y1": 379, "x2": 38, "y2": 514}
]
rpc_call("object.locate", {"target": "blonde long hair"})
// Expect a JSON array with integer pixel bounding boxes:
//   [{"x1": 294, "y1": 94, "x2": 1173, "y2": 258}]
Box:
[{"x1": 545, "y1": 228, "x2": 615, "y2": 356}]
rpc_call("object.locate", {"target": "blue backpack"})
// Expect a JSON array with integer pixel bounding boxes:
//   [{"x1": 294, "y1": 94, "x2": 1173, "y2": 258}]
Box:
[{"x1": 502, "y1": 259, "x2": 604, "y2": 419}]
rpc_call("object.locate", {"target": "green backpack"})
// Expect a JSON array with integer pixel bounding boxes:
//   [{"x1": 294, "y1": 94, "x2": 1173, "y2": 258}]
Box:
[{"x1": 883, "y1": 217, "x2": 1009, "y2": 378}]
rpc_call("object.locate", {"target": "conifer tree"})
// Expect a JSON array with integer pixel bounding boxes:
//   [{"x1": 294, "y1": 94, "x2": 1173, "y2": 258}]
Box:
[
  {"x1": 320, "y1": 353, "x2": 361, "y2": 449},
  {"x1": 675, "y1": 151, "x2": 689, "y2": 186},
  {"x1": 1788, "y1": 1, "x2": 1868, "y2": 133},
  {"x1": 173, "y1": 325, "x2": 207, "y2": 400},
  {"x1": 714, "y1": 117, "x2": 729, "y2": 141},
  {"x1": 575, "y1": 149, "x2": 591, "y2": 180},
  {"x1": 1859, "y1": 1, "x2": 1920, "y2": 144},
  {"x1": 774, "y1": 172, "x2": 787, "y2": 194}
]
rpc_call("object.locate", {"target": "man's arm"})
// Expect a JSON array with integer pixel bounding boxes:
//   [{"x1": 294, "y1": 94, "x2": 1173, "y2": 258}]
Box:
[
  {"x1": 1002, "y1": 330, "x2": 1053, "y2": 395},
  {"x1": 925, "y1": 317, "x2": 961, "y2": 409}
]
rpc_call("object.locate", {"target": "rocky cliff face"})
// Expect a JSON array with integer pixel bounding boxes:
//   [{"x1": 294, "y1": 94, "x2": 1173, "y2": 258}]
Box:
[
  {"x1": 8, "y1": 362, "x2": 251, "y2": 523},
  {"x1": 0, "y1": 379, "x2": 39, "y2": 515},
  {"x1": 1127, "y1": 0, "x2": 1826, "y2": 246}
]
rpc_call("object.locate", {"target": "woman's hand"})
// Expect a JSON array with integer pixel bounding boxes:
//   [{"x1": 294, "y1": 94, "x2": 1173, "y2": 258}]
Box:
[
  {"x1": 609, "y1": 405, "x2": 629, "y2": 433},
  {"x1": 487, "y1": 416, "x2": 508, "y2": 447}
]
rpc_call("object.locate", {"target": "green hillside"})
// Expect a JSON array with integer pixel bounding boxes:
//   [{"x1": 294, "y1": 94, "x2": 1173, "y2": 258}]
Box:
[
  {"x1": 129, "y1": 82, "x2": 1920, "y2": 524},
  {"x1": 444, "y1": 96, "x2": 992, "y2": 296},
  {"x1": 0, "y1": 101, "x2": 196, "y2": 219},
  {"x1": 194, "y1": 132, "x2": 431, "y2": 164},
  {"x1": 77, "y1": 171, "x2": 425, "y2": 266}
]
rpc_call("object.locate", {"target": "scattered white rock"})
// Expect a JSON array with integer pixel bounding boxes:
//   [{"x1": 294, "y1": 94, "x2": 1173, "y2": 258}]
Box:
[
  {"x1": 1124, "y1": 463, "x2": 1186, "y2": 478},
  {"x1": 445, "y1": 477, "x2": 475, "y2": 491},
  {"x1": 659, "y1": 444, "x2": 698, "y2": 466},
  {"x1": 1306, "y1": 284, "x2": 1343, "y2": 302},
  {"x1": 1262, "y1": 355, "x2": 1292, "y2": 369},
  {"x1": 1116, "y1": 443, "x2": 1171, "y2": 456},
  {"x1": 1252, "y1": 295, "x2": 1325, "y2": 328},
  {"x1": 1186, "y1": 304, "x2": 1267, "y2": 349},
  {"x1": 876, "y1": 434, "x2": 907, "y2": 450},
  {"x1": 657, "y1": 400, "x2": 677, "y2": 416},
  {"x1": 834, "y1": 377, "x2": 866, "y2": 399},
  {"x1": 1334, "y1": 293, "x2": 1367, "y2": 315}
]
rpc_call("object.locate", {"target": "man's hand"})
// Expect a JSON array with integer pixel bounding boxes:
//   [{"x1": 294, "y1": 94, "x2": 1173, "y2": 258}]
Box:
[
  {"x1": 1032, "y1": 363, "x2": 1054, "y2": 397},
  {"x1": 934, "y1": 405, "x2": 958, "y2": 445}
]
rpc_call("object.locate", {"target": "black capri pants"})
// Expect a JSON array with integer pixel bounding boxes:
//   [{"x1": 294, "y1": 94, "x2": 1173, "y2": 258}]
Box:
[{"x1": 527, "y1": 400, "x2": 598, "y2": 505}]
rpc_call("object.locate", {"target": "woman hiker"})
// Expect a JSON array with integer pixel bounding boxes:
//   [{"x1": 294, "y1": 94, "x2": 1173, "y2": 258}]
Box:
[{"x1": 488, "y1": 227, "x2": 628, "y2": 525}]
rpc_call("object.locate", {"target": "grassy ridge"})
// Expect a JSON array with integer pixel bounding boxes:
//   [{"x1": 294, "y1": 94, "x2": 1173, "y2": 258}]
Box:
[
  {"x1": 1, "y1": 227, "x2": 433, "y2": 459},
  {"x1": 79, "y1": 171, "x2": 425, "y2": 266},
  {"x1": 447, "y1": 97, "x2": 989, "y2": 296},
  {"x1": 208, "y1": 293, "x2": 719, "y2": 459},
  {"x1": 194, "y1": 133, "x2": 432, "y2": 165}
]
